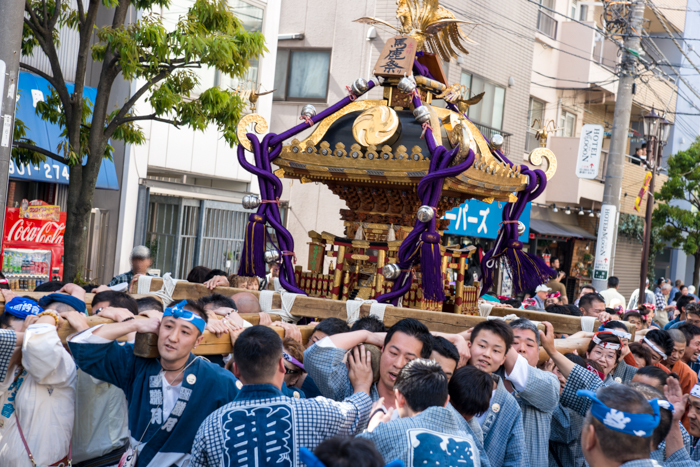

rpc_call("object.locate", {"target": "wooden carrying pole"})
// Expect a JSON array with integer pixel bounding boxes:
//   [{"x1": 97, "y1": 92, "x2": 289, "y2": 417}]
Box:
[
  {"x1": 47, "y1": 312, "x2": 589, "y2": 365},
  {"x1": 143, "y1": 279, "x2": 605, "y2": 336}
]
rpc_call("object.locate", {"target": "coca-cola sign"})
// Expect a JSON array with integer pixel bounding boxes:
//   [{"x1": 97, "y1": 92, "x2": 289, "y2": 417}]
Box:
[{"x1": 3, "y1": 208, "x2": 66, "y2": 246}]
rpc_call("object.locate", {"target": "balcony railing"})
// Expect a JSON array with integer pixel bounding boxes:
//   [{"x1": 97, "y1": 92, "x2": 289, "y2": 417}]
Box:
[
  {"x1": 472, "y1": 122, "x2": 512, "y2": 155},
  {"x1": 537, "y1": 10, "x2": 558, "y2": 39}
]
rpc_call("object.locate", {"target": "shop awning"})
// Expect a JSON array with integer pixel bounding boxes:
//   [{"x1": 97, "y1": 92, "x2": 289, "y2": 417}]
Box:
[
  {"x1": 530, "y1": 219, "x2": 597, "y2": 240},
  {"x1": 12, "y1": 72, "x2": 119, "y2": 190}
]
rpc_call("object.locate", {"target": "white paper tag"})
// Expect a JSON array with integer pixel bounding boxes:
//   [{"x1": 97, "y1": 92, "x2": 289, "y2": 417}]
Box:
[
  {"x1": 31, "y1": 89, "x2": 44, "y2": 107},
  {"x1": 1, "y1": 115, "x2": 12, "y2": 147}
]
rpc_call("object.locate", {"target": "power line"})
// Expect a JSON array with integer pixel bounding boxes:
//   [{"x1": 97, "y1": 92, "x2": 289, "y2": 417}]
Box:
[{"x1": 533, "y1": 69, "x2": 620, "y2": 85}]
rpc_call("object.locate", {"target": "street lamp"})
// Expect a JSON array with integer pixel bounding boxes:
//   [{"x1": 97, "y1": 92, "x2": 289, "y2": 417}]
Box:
[
  {"x1": 659, "y1": 117, "x2": 672, "y2": 145},
  {"x1": 642, "y1": 107, "x2": 662, "y2": 140},
  {"x1": 639, "y1": 108, "x2": 673, "y2": 299}
]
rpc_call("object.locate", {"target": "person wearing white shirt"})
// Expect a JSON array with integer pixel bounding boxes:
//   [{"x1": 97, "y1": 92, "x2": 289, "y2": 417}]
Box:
[
  {"x1": 599, "y1": 276, "x2": 627, "y2": 311},
  {"x1": 0, "y1": 300, "x2": 77, "y2": 467}
]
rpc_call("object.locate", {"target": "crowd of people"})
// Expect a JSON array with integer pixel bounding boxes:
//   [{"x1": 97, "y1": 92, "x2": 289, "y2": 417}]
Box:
[{"x1": 3, "y1": 246, "x2": 700, "y2": 466}]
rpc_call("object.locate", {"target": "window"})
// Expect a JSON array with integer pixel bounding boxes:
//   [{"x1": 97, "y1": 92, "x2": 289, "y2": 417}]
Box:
[
  {"x1": 273, "y1": 49, "x2": 331, "y2": 101},
  {"x1": 558, "y1": 110, "x2": 577, "y2": 137},
  {"x1": 162, "y1": 0, "x2": 265, "y2": 95},
  {"x1": 537, "y1": 0, "x2": 557, "y2": 38},
  {"x1": 460, "y1": 72, "x2": 505, "y2": 130},
  {"x1": 526, "y1": 98, "x2": 545, "y2": 151},
  {"x1": 571, "y1": 1, "x2": 589, "y2": 21}
]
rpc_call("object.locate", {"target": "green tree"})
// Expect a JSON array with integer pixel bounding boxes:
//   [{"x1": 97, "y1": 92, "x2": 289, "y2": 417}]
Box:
[
  {"x1": 14, "y1": 0, "x2": 265, "y2": 281},
  {"x1": 652, "y1": 137, "x2": 700, "y2": 288}
]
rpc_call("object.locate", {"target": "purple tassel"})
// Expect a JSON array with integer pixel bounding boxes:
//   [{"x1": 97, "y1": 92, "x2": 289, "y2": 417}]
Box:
[
  {"x1": 238, "y1": 213, "x2": 267, "y2": 277},
  {"x1": 503, "y1": 239, "x2": 555, "y2": 294},
  {"x1": 420, "y1": 231, "x2": 445, "y2": 302}
]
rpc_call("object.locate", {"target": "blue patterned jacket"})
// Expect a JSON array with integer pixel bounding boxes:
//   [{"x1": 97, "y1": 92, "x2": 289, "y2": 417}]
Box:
[
  {"x1": 190, "y1": 384, "x2": 372, "y2": 467},
  {"x1": 507, "y1": 362, "x2": 559, "y2": 467},
  {"x1": 549, "y1": 404, "x2": 585, "y2": 467},
  {"x1": 358, "y1": 406, "x2": 482, "y2": 466},
  {"x1": 481, "y1": 376, "x2": 529, "y2": 467},
  {"x1": 304, "y1": 340, "x2": 492, "y2": 466}
]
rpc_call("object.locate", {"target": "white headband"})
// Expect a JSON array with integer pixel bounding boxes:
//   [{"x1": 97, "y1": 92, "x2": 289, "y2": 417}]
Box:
[
  {"x1": 691, "y1": 383, "x2": 700, "y2": 399},
  {"x1": 643, "y1": 336, "x2": 668, "y2": 360},
  {"x1": 658, "y1": 400, "x2": 674, "y2": 413},
  {"x1": 609, "y1": 329, "x2": 632, "y2": 340},
  {"x1": 592, "y1": 334, "x2": 621, "y2": 350}
]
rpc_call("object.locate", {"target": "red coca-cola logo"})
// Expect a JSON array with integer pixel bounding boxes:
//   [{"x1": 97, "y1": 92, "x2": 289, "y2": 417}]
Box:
[{"x1": 6, "y1": 218, "x2": 65, "y2": 245}]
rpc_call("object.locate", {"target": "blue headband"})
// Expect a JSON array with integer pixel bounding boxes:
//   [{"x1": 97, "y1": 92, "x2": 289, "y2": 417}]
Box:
[
  {"x1": 5, "y1": 297, "x2": 43, "y2": 320},
  {"x1": 299, "y1": 447, "x2": 404, "y2": 467},
  {"x1": 163, "y1": 301, "x2": 206, "y2": 334},
  {"x1": 577, "y1": 389, "x2": 660, "y2": 437},
  {"x1": 37, "y1": 293, "x2": 87, "y2": 315}
]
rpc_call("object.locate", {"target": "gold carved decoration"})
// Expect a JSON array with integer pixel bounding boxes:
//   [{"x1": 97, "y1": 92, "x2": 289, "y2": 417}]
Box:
[
  {"x1": 303, "y1": 100, "x2": 387, "y2": 148},
  {"x1": 236, "y1": 114, "x2": 269, "y2": 152},
  {"x1": 442, "y1": 112, "x2": 477, "y2": 163},
  {"x1": 352, "y1": 106, "x2": 400, "y2": 146},
  {"x1": 528, "y1": 147, "x2": 558, "y2": 180},
  {"x1": 353, "y1": 0, "x2": 477, "y2": 62}
]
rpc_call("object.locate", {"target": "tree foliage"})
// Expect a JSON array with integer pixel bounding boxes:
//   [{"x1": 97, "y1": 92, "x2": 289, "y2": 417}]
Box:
[
  {"x1": 14, "y1": 0, "x2": 266, "y2": 281},
  {"x1": 652, "y1": 137, "x2": 700, "y2": 287}
]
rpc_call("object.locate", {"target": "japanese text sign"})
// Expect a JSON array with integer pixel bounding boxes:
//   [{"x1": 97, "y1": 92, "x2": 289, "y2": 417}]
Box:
[
  {"x1": 443, "y1": 199, "x2": 531, "y2": 242},
  {"x1": 374, "y1": 36, "x2": 417, "y2": 78},
  {"x1": 593, "y1": 204, "x2": 616, "y2": 280},
  {"x1": 576, "y1": 124, "x2": 604, "y2": 179}
]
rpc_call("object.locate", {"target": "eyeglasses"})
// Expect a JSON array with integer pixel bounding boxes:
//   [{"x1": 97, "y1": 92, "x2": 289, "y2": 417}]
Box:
[{"x1": 285, "y1": 368, "x2": 302, "y2": 375}]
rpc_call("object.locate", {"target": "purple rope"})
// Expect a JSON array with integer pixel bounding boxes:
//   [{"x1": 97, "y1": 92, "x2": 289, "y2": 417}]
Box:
[
  {"x1": 269, "y1": 80, "x2": 377, "y2": 147},
  {"x1": 237, "y1": 79, "x2": 380, "y2": 294},
  {"x1": 378, "y1": 89, "x2": 477, "y2": 304}
]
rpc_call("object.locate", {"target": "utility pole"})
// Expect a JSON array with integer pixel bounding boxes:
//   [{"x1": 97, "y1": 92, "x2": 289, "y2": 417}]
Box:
[
  {"x1": 592, "y1": 1, "x2": 646, "y2": 292},
  {"x1": 0, "y1": 0, "x2": 26, "y2": 249}
]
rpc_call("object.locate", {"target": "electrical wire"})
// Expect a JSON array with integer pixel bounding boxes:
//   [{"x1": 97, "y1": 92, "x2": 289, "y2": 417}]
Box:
[{"x1": 533, "y1": 69, "x2": 621, "y2": 85}]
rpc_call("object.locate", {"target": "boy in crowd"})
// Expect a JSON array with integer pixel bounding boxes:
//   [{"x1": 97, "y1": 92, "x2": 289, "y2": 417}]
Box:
[
  {"x1": 306, "y1": 317, "x2": 350, "y2": 348},
  {"x1": 431, "y1": 335, "x2": 460, "y2": 381},
  {"x1": 449, "y1": 366, "x2": 494, "y2": 425},
  {"x1": 358, "y1": 359, "x2": 482, "y2": 466},
  {"x1": 190, "y1": 326, "x2": 374, "y2": 466},
  {"x1": 502, "y1": 319, "x2": 560, "y2": 467},
  {"x1": 664, "y1": 295, "x2": 696, "y2": 329},
  {"x1": 679, "y1": 323, "x2": 700, "y2": 375},
  {"x1": 642, "y1": 329, "x2": 675, "y2": 367},
  {"x1": 664, "y1": 329, "x2": 698, "y2": 396},
  {"x1": 301, "y1": 437, "x2": 386, "y2": 467},
  {"x1": 68, "y1": 300, "x2": 240, "y2": 466},
  {"x1": 467, "y1": 320, "x2": 528, "y2": 467},
  {"x1": 136, "y1": 296, "x2": 165, "y2": 315},
  {"x1": 351, "y1": 316, "x2": 387, "y2": 333}
]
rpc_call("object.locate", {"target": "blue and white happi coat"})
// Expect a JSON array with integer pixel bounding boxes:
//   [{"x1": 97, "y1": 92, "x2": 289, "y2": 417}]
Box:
[
  {"x1": 68, "y1": 339, "x2": 240, "y2": 467},
  {"x1": 358, "y1": 406, "x2": 482, "y2": 466},
  {"x1": 653, "y1": 423, "x2": 691, "y2": 463},
  {"x1": 304, "y1": 338, "x2": 492, "y2": 467},
  {"x1": 189, "y1": 383, "x2": 372, "y2": 467},
  {"x1": 503, "y1": 355, "x2": 560, "y2": 467},
  {"x1": 480, "y1": 376, "x2": 529, "y2": 467},
  {"x1": 548, "y1": 404, "x2": 585, "y2": 467}
]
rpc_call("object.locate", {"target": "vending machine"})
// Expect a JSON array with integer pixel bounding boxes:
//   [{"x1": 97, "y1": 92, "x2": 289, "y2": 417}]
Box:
[{"x1": 1, "y1": 207, "x2": 65, "y2": 291}]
